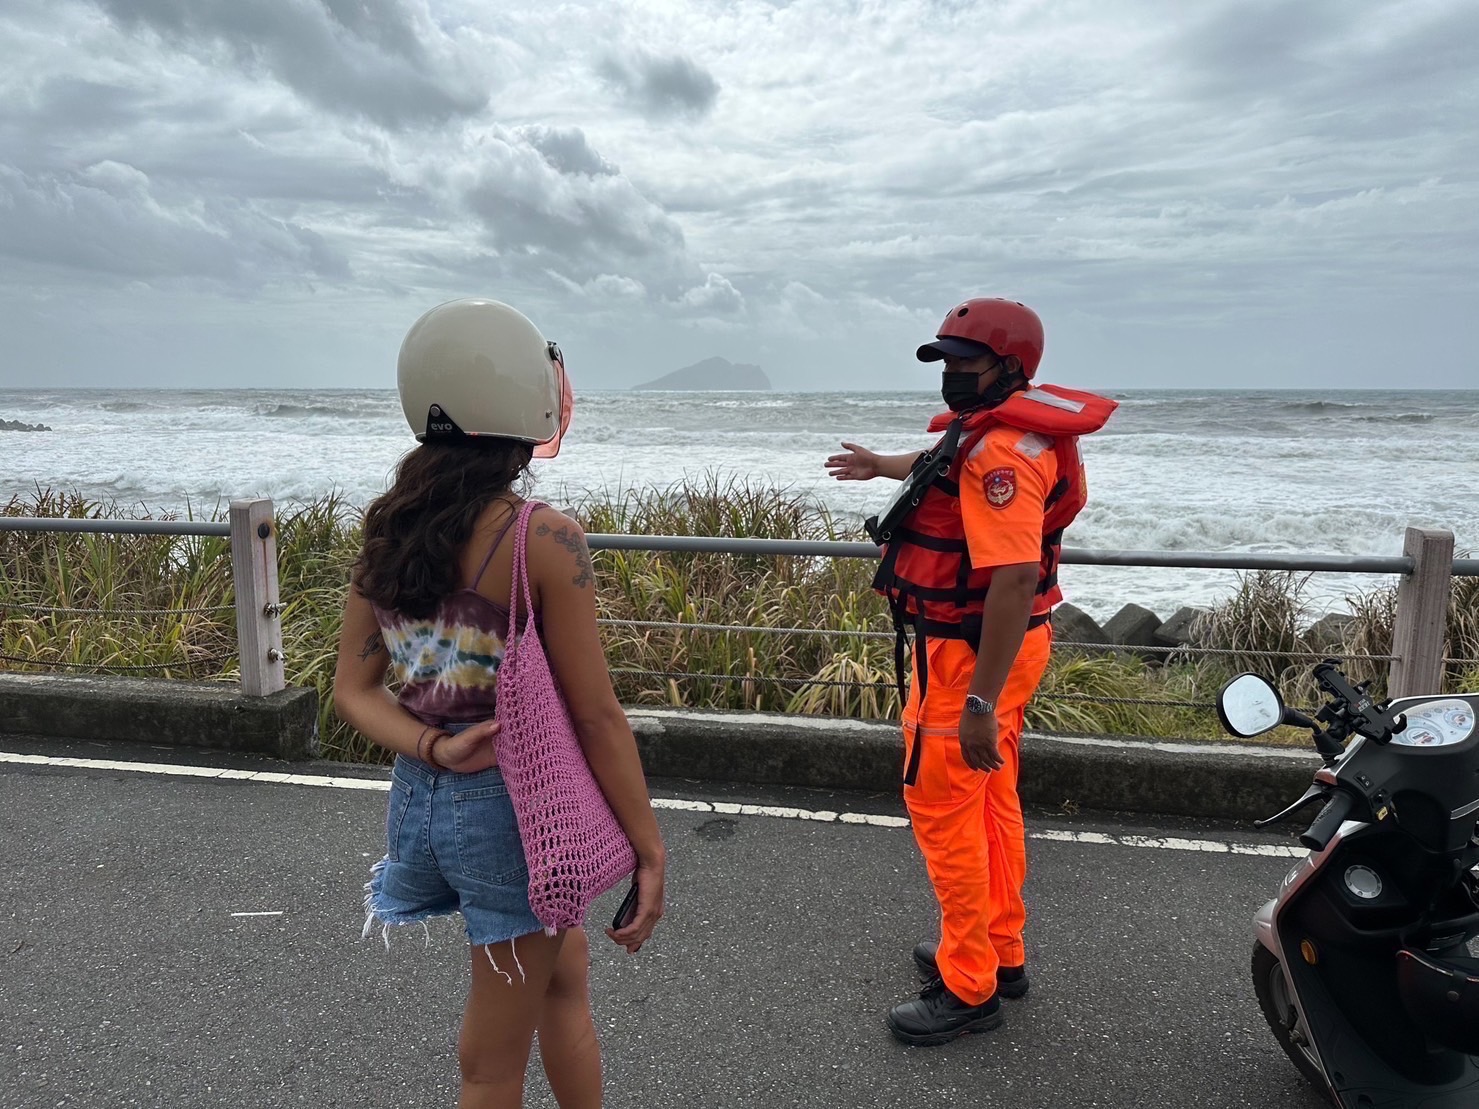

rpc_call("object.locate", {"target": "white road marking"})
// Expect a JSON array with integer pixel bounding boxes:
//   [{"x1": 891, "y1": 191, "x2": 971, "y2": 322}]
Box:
[
  {"x1": 230, "y1": 911, "x2": 285, "y2": 918},
  {"x1": 1032, "y1": 828, "x2": 1305, "y2": 857},
  {"x1": 654, "y1": 796, "x2": 904, "y2": 827},
  {"x1": 0, "y1": 751, "x2": 388, "y2": 790},
  {"x1": 1, "y1": 750, "x2": 1304, "y2": 856}
]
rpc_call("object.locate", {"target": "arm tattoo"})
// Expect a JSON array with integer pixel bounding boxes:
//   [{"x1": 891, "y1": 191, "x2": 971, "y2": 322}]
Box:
[
  {"x1": 358, "y1": 631, "x2": 385, "y2": 661},
  {"x1": 536, "y1": 523, "x2": 593, "y2": 588}
]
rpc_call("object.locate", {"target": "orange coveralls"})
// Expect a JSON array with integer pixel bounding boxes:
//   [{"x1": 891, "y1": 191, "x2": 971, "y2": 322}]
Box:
[{"x1": 900, "y1": 425, "x2": 1059, "y2": 1007}]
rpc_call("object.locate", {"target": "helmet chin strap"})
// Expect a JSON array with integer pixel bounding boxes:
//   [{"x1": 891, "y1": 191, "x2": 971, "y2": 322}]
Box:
[{"x1": 985, "y1": 372, "x2": 1024, "y2": 406}]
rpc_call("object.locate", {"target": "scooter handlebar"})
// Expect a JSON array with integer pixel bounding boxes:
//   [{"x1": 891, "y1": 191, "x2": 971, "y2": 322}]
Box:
[{"x1": 1299, "y1": 791, "x2": 1356, "y2": 852}]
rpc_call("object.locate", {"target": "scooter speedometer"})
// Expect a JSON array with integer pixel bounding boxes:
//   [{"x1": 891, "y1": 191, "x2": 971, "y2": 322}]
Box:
[{"x1": 1392, "y1": 699, "x2": 1476, "y2": 748}]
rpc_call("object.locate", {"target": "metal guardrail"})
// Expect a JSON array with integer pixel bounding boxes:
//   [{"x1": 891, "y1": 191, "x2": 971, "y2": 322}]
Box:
[
  {"x1": 0, "y1": 518, "x2": 231, "y2": 537},
  {"x1": 0, "y1": 504, "x2": 282, "y2": 694},
  {"x1": 1, "y1": 508, "x2": 1470, "y2": 698},
  {"x1": 586, "y1": 527, "x2": 1464, "y2": 699},
  {"x1": 3, "y1": 515, "x2": 1467, "y2": 573},
  {"x1": 585, "y1": 532, "x2": 1479, "y2": 577}
]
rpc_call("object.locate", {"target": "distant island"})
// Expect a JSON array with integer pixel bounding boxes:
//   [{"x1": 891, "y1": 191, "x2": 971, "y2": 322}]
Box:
[{"x1": 631, "y1": 357, "x2": 771, "y2": 391}]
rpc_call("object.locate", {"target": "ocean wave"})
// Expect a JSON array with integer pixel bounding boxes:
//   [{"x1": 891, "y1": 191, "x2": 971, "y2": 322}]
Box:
[
  {"x1": 707, "y1": 398, "x2": 795, "y2": 409},
  {"x1": 1354, "y1": 412, "x2": 1436, "y2": 424},
  {"x1": 11, "y1": 386, "x2": 1479, "y2": 542},
  {"x1": 254, "y1": 402, "x2": 344, "y2": 419},
  {"x1": 830, "y1": 397, "x2": 939, "y2": 410},
  {"x1": 1066, "y1": 502, "x2": 1421, "y2": 558},
  {"x1": 1282, "y1": 400, "x2": 1362, "y2": 414}
]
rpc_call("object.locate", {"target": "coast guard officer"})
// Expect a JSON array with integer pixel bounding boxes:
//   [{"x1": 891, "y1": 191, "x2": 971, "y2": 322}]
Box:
[{"x1": 826, "y1": 297, "x2": 1116, "y2": 1045}]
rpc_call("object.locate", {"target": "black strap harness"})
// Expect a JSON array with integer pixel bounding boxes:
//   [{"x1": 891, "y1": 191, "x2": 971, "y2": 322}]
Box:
[
  {"x1": 866, "y1": 417, "x2": 1066, "y2": 787},
  {"x1": 864, "y1": 417, "x2": 966, "y2": 547}
]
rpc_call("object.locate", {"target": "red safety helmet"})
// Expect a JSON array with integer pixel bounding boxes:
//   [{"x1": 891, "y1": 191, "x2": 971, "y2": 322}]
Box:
[{"x1": 917, "y1": 297, "x2": 1044, "y2": 379}]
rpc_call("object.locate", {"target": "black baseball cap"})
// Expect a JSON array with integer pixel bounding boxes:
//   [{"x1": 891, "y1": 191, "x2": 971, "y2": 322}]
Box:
[{"x1": 916, "y1": 336, "x2": 997, "y2": 362}]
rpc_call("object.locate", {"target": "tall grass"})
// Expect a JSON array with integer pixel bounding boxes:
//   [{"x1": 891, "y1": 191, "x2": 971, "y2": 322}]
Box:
[
  {"x1": 1, "y1": 490, "x2": 235, "y2": 679},
  {"x1": 576, "y1": 477, "x2": 896, "y2": 717},
  {"x1": 3, "y1": 485, "x2": 1475, "y2": 761},
  {"x1": 1340, "y1": 567, "x2": 1479, "y2": 696}
]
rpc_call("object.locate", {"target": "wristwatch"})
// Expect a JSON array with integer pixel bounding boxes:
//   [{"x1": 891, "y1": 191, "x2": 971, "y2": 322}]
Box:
[{"x1": 965, "y1": 694, "x2": 996, "y2": 716}]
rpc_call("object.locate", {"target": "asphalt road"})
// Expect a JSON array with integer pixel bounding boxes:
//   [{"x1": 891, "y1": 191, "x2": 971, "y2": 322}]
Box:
[{"x1": 0, "y1": 741, "x2": 1328, "y2": 1109}]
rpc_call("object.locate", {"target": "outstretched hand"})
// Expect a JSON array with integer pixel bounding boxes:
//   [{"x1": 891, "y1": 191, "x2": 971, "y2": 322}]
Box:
[{"x1": 824, "y1": 441, "x2": 881, "y2": 482}]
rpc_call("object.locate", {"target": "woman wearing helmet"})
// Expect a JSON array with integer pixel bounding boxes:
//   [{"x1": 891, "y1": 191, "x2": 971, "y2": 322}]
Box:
[{"x1": 334, "y1": 298, "x2": 665, "y2": 1106}]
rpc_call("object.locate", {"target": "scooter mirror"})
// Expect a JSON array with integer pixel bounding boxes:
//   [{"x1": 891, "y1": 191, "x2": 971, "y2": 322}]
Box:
[{"x1": 1217, "y1": 673, "x2": 1285, "y2": 738}]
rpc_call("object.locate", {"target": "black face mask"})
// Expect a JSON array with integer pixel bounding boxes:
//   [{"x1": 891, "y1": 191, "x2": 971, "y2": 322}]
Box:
[
  {"x1": 941, "y1": 371, "x2": 985, "y2": 412},
  {"x1": 942, "y1": 368, "x2": 1021, "y2": 412}
]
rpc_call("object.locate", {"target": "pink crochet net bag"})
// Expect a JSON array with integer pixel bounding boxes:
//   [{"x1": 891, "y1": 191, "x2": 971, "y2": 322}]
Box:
[{"x1": 495, "y1": 500, "x2": 635, "y2": 932}]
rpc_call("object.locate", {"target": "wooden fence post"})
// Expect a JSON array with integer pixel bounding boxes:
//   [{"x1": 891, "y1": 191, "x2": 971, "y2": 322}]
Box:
[
  {"x1": 230, "y1": 499, "x2": 286, "y2": 697},
  {"x1": 1388, "y1": 527, "x2": 1453, "y2": 699}
]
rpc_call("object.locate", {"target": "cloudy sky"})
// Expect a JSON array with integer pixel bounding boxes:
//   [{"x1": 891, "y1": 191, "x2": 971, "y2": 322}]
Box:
[{"x1": 1, "y1": 0, "x2": 1474, "y2": 391}]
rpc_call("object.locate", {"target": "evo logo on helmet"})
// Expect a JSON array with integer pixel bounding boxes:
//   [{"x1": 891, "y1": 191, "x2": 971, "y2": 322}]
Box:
[{"x1": 425, "y1": 404, "x2": 460, "y2": 437}]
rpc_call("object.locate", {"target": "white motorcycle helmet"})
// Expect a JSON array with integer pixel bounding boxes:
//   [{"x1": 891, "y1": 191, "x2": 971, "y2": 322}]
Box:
[{"x1": 396, "y1": 298, "x2": 572, "y2": 458}]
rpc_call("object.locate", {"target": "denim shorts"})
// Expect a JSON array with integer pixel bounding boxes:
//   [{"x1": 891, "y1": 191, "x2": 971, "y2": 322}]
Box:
[{"x1": 362, "y1": 749, "x2": 542, "y2": 948}]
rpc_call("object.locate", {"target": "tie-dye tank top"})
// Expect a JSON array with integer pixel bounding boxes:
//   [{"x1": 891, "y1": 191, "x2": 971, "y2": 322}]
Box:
[{"x1": 370, "y1": 508, "x2": 521, "y2": 728}]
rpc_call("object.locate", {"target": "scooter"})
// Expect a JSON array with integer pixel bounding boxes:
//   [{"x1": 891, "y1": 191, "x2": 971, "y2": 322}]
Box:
[{"x1": 1217, "y1": 661, "x2": 1479, "y2": 1107}]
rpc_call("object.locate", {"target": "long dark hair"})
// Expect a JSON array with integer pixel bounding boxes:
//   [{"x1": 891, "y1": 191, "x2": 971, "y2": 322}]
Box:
[{"x1": 354, "y1": 439, "x2": 533, "y2": 618}]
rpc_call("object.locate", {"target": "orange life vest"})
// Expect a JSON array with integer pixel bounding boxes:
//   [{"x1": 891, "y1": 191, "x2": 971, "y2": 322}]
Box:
[{"x1": 870, "y1": 383, "x2": 1117, "y2": 746}]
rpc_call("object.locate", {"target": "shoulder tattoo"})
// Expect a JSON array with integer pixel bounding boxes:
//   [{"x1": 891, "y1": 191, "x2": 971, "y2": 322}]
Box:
[
  {"x1": 536, "y1": 522, "x2": 593, "y2": 588},
  {"x1": 358, "y1": 631, "x2": 385, "y2": 662}
]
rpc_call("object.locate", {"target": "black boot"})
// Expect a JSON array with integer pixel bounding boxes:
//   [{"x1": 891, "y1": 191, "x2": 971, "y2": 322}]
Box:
[
  {"x1": 886, "y1": 978, "x2": 1003, "y2": 1046},
  {"x1": 912, "y1": 942, "x2": 1031, "y2": 999}
]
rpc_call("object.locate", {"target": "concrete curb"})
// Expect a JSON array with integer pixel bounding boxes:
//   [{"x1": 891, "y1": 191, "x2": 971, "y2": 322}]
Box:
[
  {"x1": 0, "y1": 675, "x2": 1324, "y2": 824},
  {"x1": 0, "y1": 673, "x2": 319, "y2": 760},
  {"x1": 625, "y1": 708, "x2": 1322, "y2": 825}
]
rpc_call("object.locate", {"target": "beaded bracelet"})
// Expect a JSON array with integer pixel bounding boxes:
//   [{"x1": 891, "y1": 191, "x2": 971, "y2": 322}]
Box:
[{"x1": 415, "y1": 724, "x2": 450, "y2": 768}]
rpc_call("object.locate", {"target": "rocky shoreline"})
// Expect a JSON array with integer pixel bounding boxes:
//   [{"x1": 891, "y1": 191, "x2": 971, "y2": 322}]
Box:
[
  {"x1": 1, "y1": 418, "x2": 51, "y2": 432},
  {"x1": 1054, "y1": 602, "x2": 1353, "y2": 660}
]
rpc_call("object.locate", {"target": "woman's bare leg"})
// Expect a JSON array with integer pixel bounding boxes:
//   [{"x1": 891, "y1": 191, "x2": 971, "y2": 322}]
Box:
[
  {"x1": 536, "y1": 928, "x2": 602, "y2": 1108},
  {"x1": 458, "y1": 930, "x2": 566, "y2": 1109}
]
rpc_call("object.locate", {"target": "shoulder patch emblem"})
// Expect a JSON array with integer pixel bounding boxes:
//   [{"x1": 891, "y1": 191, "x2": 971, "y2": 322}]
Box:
[{"x1": 984, "y1": 467, "x2": 1017, "y2": 509}]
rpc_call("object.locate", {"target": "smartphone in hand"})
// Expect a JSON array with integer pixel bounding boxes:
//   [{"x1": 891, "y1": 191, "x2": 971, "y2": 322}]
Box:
[{"x1": 611, "y1": 881, "x2": 640, "y2": 930}]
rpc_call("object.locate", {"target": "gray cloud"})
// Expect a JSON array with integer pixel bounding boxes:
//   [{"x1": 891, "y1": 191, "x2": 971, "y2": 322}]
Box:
[
  {"x1": 1167, "y1": 0, "x2": 1479, "y2": 141},
  {"x1": 0, "y1": 0, "x2": 1475, "y2": 390},
  {"x1": 0, "y1": 161, "x2": 351, "y2": 283},
  {"x1": 91, "y1": 0, "x2": 487, "y2": 127},
  {"x1": 26, "y1": 77, "x2": 152, "y2": 139},
  {"x1": 519, "y1": 126, "x2": 619, "y2": 178},
  {"x1": 671, "y1": 272, "x2": 744, "y2": 314},
  {"x1": 462, "y1": 127, "x2": 688, "y2": 281},
  {"x1": 599, "y1": 50, "x2": 720, "y2": 119},
  {"x1": 0, "y1": 4, "x2": 708, "y2": 303},
  {"x1": 1171, "y1": 0, "x2": 1355, "y2": 99}
]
